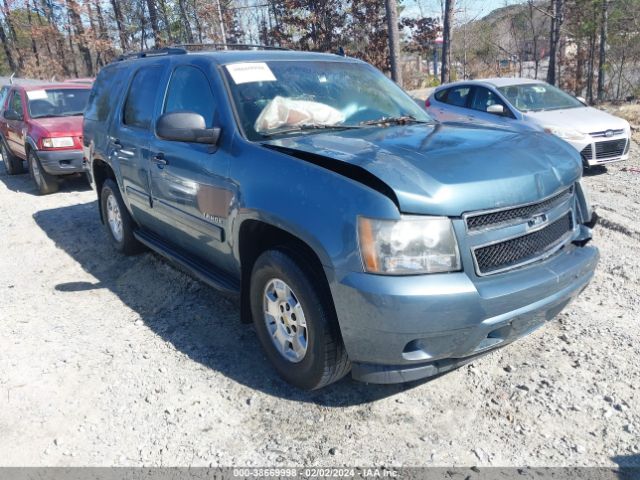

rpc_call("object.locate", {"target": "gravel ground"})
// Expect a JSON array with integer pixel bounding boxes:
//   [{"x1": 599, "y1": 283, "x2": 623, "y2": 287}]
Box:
[{"x1": 0, "y1": 140, "x2": 639, "y2": 468}]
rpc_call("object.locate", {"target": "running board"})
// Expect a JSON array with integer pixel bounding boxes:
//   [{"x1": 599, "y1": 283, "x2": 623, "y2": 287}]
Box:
[{"x1": 134, "y1": 229, "x2": 240, "y2": 296}]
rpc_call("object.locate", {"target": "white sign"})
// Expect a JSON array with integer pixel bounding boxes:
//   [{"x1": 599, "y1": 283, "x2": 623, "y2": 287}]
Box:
[
  {"x1": 226, "y1": 62, "x2": 276, "y2": 85},
  {"x1": 26, "y1": 90, "x2": 49, "y2": 100}
]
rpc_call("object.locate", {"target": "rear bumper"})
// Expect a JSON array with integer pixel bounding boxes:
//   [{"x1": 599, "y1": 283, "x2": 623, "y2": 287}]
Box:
[
  {"x1": 328, "y1": 243, "x2": 599, "y2": 384},
  {"x1": 36, "y1": 149, "x2": 85, "y2": 175}
]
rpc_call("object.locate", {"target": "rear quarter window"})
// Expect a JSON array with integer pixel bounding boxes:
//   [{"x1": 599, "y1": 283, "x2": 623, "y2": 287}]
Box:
[
  {"x1": 85, "y1": 66, "x2": 126, "y2": 122},
  {"x1": 434, "y1": 89, "x2": 447, "y2": 102}
]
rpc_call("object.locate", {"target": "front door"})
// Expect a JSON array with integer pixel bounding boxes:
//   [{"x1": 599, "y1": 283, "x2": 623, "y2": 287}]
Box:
[
  {"x1": 148, "y1": 64, "x2": 233, "y2": 271},
  {"x1": 6, "y1": 90, "x2": 26, "y2": 159}
]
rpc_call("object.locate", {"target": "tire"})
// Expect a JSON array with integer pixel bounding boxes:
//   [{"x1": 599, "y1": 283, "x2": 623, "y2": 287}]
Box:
[
  {"x1": 1, "y1": 140, "x2": 24, "y2": 175},
  {"x1": 100, "y1": 178, "x2": 143, "y2": 255},
  {"x1": 250, "y1": 249, "x2": 350, "y2": 390},
  {"x1": 28, "y1": 150, "x2": 58, "y2": 194}
]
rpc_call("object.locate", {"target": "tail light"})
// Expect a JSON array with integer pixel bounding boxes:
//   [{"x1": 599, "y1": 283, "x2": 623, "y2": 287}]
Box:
[{"x1": 425, "y1": 98, "x2": 431, "y2": 108}]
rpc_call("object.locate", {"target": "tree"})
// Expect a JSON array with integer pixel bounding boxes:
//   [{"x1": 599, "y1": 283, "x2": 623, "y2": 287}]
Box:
[
  {"x1": 597, "y1": 0, "x2": 608, "y2": 101},
  {"x1": 441, "y1": 0, "x2": 455, "y2": 84},
  {"x1": 546, "y1": 0, "x2": 564, "y2": 85},
  {"x1": 384, "y1": 0, "x2": 402, "y2": 85}
]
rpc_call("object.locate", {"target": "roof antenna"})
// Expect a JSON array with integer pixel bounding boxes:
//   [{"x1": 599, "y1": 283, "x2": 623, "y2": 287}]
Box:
[
  {"x1": 337, "y1": 46, "x2": 345, "y2": 57},
  {"x1": 9, "y1": 72, "x2": 15, "y2": 85},
  {"x1": 51, "y1": 75, "x2": 56, "y2": 82}
]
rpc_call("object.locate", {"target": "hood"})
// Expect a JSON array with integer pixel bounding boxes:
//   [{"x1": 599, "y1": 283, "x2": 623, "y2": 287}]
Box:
[
  {"x1": 30, "y1": 115, "x2": 83, "y2": 137},
  {"x1": 263, "y1": 123, "x2": 582, "y2": 216},
  {"x1": 525, "y1": 106, "x2": 629, "y2": 134}
]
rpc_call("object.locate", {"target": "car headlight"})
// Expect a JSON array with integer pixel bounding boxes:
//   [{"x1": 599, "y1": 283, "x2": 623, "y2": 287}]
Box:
[
  {"x1": 358, "y1": 216, "x2": 461, "y2": 275},
  {"x1": 543, "y1": 126, "x2": 588, "y2": 141},
  {"x1": 42, "y1": 137, "x2": 74, "y2": 148}
]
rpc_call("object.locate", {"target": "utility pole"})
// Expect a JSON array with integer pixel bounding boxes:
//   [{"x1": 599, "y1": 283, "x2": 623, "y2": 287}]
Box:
[
  {"x1": 441, "y1": 0, "x2": 455, "y2": 84},
  {"x1": 597, "y1": 0, "x2": 608, "y2": 102},
  {"x1": 216, "y1": 0, "x2": 227, "y2": 48},
  {"x1": 385, "y1": 0, "x2": 403, "y2": 86},
  {"x1": 546, "y1": 0, "x2": 564, "y2": 86}
]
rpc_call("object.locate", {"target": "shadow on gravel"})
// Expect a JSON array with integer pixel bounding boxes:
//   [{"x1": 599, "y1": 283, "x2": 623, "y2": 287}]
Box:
[
  {"x1": 32, "y1": 199, "x2": 436, "y2": 406},
  {"x1": 612, "y1": 454, "x2": 640, "y2": 479},
  {"x1": 0, "y1": 163, "x2": 91, "y2": 195},
  {"x1": 583, "y1": 165, "x2": 608, "y2": 177}
]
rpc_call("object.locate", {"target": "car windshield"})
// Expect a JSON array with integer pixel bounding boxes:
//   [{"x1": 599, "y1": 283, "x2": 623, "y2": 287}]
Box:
[
  {"x1": 497, "y1": 83, "x2": 584, "y2": 112},
  {"x1": 27, "y1": 88, "x2": 91, "y2": 119},
  {"x1": 223, "y1": 60, "x2": 432, "y2": 140}
]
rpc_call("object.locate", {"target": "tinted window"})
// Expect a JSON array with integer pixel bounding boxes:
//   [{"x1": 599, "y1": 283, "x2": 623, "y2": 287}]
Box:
[
  {"x1": 123, "y1": 66, "x2": 163, "y2": 129},
  {"x1": 11, "y1": 91, "x2": 23, "y2": 117},
  {"x1": 164, "y1": 66, "x2": 215, "y2": 128},
  {"x1": 444, "y1": 86, "x2": 470, "y2": 108},
  {"x1": 86, "y1": 67, "x2": 125, "y2": 122},
  {"x1": 434, "y1": 89, "x2": 447, "y2": 102},
  {"x1": 470, "y1": 87, "x2": 509, "y2": 114}
]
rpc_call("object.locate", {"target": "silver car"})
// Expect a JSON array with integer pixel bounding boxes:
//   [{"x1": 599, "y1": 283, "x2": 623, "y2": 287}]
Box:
[{"x1": 426, "y1": 78, "x2": 631, "y2": 167}]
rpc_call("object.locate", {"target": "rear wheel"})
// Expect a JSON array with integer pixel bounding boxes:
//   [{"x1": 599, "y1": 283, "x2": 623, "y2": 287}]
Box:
[
  {"x1": 250, "y1": 249, "x2": 350, "y2": 390},
  {"x1": 1, "y1": 141, "x2": 23, "y2": 175},
  {"x1": 100, "y1": 178, "x2": 143, "y2": 255},
  {"x1": 28, "y1": 150, "x2": 58, "y2": 194}
]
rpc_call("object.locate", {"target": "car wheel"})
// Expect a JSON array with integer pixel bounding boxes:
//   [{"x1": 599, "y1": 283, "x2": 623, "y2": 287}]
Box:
[
  {"x1": 250, "y1": 249, "x2": 350, "y2": 390},
  {"x1": 28, "y1": 151, "x2": 58, "y2": 194},
  {"x1": 100, "y1": 178, "x2": 143, "y2": 255},
  {"x1": 1, "y1": 141, "x2": 23, "y2": 175}
]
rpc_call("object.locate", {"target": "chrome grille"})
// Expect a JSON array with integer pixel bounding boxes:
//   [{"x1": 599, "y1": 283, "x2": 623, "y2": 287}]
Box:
[
  {"x1": 595, "y1": 139, "x2": 627, "y2": 160},
  {"x1": 473, "y1": 212, "x2": 574, "y2": 275},
  {"x1": 590, "y1": 129, "x2": 624, "y2": 138},
  {"x1": 466, "y1": 187, "x2": 573, "y2": 232}
]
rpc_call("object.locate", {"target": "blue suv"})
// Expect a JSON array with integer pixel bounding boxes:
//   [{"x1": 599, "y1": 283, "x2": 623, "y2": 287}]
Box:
[{"x1": 83, "y1": 46, "x2": 599, "y2": 390}]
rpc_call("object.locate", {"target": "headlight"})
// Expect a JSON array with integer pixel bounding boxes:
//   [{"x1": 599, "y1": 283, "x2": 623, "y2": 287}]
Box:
[
  {"x1": 358, "y1": 216, "x2": 461, "y2": 275},
  {"x1": 543, "y1": 126, "x2": 587, "y2": 141},
  {"x1": 42, "y1": 137, "x2": 74, "y2": 148}
]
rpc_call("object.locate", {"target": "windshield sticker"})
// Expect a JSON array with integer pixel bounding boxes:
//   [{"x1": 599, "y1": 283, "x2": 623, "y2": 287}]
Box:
[
  {"x1": 226, "y1": 62, "x2": 276, "y2": 84},
  {"x1": 26, "y1": 90, "x2": 49, "y2": 100}
]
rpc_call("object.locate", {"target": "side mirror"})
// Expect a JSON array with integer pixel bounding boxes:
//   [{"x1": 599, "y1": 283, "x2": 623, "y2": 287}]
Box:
[
  {"x1": 576, "y1": 96, "x2": 587, "y2": 105},
  {"x1": 3, "y1": 109, "x2": 21, "y2": 121},
  {"x1": 156, "y1": 112, "x2": 221, "y2": 145},
  {"x1": 486, "y1": 104, "x2": 505, "y2": 115}
]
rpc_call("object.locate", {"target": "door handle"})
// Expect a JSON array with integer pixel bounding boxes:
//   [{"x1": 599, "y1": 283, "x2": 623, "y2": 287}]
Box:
[
  {"x1": 152, "y1": 152, "x2": 167, "y2": 166},
  {"x1": 112, "y1": 138, "x2": 122, "y2": 149}
]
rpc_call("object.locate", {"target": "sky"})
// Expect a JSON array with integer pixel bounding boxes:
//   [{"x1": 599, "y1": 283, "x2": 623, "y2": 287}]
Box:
[{"x1": 402, "y1": 0, "x2": 528, "y2": 24}]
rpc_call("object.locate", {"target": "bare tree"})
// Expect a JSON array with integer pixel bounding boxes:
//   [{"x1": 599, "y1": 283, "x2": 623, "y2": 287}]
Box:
[
  {"x1": 597, "y1": 0, "x2": 608, "y2": 102},
  {"x1": 546, "y1": 0, "x2": 564, "y2": 85},
  {"x1": 385, "y1": 0, "x2": 402, "y2": 85},
  {"x1": 441, "y1": 0, "x2": 455, "y2": 84}
]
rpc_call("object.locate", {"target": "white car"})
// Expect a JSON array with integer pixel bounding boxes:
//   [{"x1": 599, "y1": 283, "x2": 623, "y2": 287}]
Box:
[{"x1": 425, "y1": 78, "x2": 631, "y2": 167}]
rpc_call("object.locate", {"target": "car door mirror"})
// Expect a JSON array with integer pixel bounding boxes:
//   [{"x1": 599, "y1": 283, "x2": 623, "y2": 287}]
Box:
[
  {"x1": 156, "y1": 112, "x2": 221, "y2": 145},
  {"x1": 486, "y1": 104, "x2": 505, "y2": 115},
  {"x1": 4, "y1": 109, "x2": 21, "y2": 121}
]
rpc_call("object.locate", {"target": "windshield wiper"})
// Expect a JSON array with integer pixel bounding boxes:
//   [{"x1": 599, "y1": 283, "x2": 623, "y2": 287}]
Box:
[
  {"x1": 359, "y1": 115, "x2": 431, "y2": 126},
  {"x1": 260, "y1": 123, "x2": 362, "y2": 138}
]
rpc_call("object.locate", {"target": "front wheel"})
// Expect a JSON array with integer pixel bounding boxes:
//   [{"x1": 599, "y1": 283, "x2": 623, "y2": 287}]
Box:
[
  {"x1": 28, "y1": 151, "x2": 58, "y2": 195},
  {"x1": 1, "y1": 141, "x2": 24, "y2": 175},
  {"x1": 100, "y1": 178, "x2": 143, "y2": 255},
  {"x1": 250, "y1": 249, "x2": 350, "y2": 390}
]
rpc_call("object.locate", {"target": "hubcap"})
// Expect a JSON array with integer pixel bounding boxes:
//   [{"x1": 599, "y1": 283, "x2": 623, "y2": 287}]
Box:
[
  {"x1": 263, "y1": 278, "x2": 308, "y2": 363},
  {"x1": 31, "y1": 155, "x2": 41, "y2": 186},
  {"x1": 106, "y1": 192, "x2": 124, "y2": 242}
]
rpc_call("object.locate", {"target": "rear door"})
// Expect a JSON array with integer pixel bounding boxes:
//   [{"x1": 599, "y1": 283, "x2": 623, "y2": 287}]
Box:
[
  {"x1": 5, "y1": 90, "x2": 27, "y2": 158},
  {"x1": 112, "y1": 64, "x2": 166, "y2": 226},
  {"x1": 433, "y1": 85, "x2": 474, "y2": 123},
  {"x1": 148, "y1": 64, "x2": 232, "y2": 269}
]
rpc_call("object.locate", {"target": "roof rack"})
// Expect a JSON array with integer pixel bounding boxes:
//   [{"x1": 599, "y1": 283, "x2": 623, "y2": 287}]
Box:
[
  {"x1": 172, "y1": 43, "x2": 290, "y2": 52},
  {"x1": 116, "y1": 46, "x2": 187, "y2": 62}
]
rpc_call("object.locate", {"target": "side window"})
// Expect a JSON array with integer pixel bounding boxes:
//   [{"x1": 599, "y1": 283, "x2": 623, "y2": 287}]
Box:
[
  {"x1": 434, "y1": 89, "x2": 447, "y2": 102},
  {"x1": 444, "y1": 86, "x2": 470, "y2": 108},
  {"x1": 0, "y1": 87, "x2": 9, "y2": 110},
  {"x1": 86, "y1": 67, "x2": 124, "y2": 122},
  {"x1": 163, "y1": 66, "x2": 215, "y2": 128},
  {"x1": 470, "y1": 87, "x2": 510, "y2": 114},
  {"x1": 123, "y1": 66, "x2": 163, "y2": 129},
  {"x1": 11, "y1": 91, "x2": 24, "y2": 117}
]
